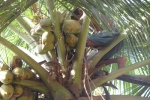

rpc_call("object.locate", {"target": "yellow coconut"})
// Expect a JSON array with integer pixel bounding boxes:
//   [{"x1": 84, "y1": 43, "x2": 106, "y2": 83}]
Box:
[
  {"x1": 42, "y1": 31, "x2": 55, "y2": 45},
  {"x1": 65, "y1": 34, "x2": 78, "y2": 48},
  {"x1": 12, "y1": 68, "x2": 25, "y2": 81},
  {"x1": 23, "y1": 68, "x2": 33, "y2": 80},
  {"x1": 0, "y1": 62, "x2": 9, "y2": 71},
  {"x1": 17, "y1": 88, "x2": 34, "y2": 100},
  {"x1": 42, "y1": 31, "x2": 55, "y2": 51},
  {"x1": 62, "y1": 20, "x2": 81, "y2": 34},
  {"x1": 0, "y1": 70, "x2": 13, "y2": 84},
  {"x1": 0, "y1": 84, "x2": 14, "y2": 99},
  {"x1": 13, "y1": 85, "x2": 23, "y2": 97}
]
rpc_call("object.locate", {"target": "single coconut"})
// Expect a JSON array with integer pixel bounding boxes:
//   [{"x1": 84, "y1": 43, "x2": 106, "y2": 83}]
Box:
[
  {"x1": 62, "y1": 20, "x2": 81, "y2": 34},
  {"x1": 13, "y1": 85, "x2": 23, "y2": 97},
  {"x1": 0, "y1": 84, "x2": 14, "y2": 99},
  {"x1": 65, "y1": 34, "x2": 78, "y2": 48},
  {"x1": 23, "y1": 68, "x2": 33, "y2": 80},
  {"x1": 0, "y1": 70, "x2": 13, "y2": 84},
  {"x1": 12, "y1": 68, "x2": 25, "y2": 81},
  {"x1": 40, "y1": 18, "x2": 52, "y2": 27},
  {"x1": 42, "y1": 31, "x2": 55, "y2": 45},
  {"x1": 42, "y1": 31, "x2": 55, "y2": 51}
]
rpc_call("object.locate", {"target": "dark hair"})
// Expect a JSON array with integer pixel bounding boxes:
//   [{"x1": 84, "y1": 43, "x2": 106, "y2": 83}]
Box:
[
  {"x1": 73, "y1": 8, "x2": 81, "y2": 15},
  {"x1": 71, "y1": 8, "x2": 83, "y2": 20}
]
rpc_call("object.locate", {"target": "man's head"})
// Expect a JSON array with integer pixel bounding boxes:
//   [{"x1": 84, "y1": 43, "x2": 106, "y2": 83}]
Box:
[{"x1": 71, "y1": 8, "x2": 83, "y2": 21}]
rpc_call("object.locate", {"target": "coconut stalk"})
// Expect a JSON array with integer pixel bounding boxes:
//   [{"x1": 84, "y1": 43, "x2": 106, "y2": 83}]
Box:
[
  {"x1": 16, "y1": 16, "x2": 36, "y2": 46},
  {"x1": 90, "y1": 59, "x2": 150, "y2": 90},
  {"x1": 16, "y1": 16, "x2": 31, "y2": 34},
  {"x1": 0, "y1": 36, "x2": 74, "y2": 100},
  {"x1": 46, "y1": 0, "x2": 67, "y2": 71},
  {"x1": 78, "y1": 95, "x2": 150, "y2": 100},
  {"x1": 13, "y1": 80, "x2": 49, "y2": 94},
  {"x1": 11, "y1": 17, "x2": 52, "y2": 61},
  {"x1": 23, "y1": 17, "x2": 35, "y2": 28},
  {"x1": 70, "y1": 16, "x2": 90, "y2": 91},
  {"x1": 8, "y1": 24, "x2": 36, "y2": 48},
  {"x1": 88, "y1": 32, "x2": 126, "y2": 68}
]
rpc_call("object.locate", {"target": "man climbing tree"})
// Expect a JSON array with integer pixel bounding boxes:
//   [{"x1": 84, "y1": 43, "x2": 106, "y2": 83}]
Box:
[{"x1": 71, "y1": 8, "x2": 126, "y2": 71}]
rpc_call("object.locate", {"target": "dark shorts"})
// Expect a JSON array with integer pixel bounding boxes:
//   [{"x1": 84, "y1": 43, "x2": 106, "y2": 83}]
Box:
[{"x1": 88, "y1": 28, "x2": 123, "y2": 61}]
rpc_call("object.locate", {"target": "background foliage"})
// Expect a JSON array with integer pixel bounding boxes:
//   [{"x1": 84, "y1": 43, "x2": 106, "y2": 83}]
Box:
[{"x1": 0, "y1": 0, "x2": 150, "y2": 99}]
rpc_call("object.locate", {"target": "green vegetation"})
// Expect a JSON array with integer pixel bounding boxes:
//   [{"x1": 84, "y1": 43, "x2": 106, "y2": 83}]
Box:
[{"x1": 0, "y1": 0, "x2": 150, "y2": 100}]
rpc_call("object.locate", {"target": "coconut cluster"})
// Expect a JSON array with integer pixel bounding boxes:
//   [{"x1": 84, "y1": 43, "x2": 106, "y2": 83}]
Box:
[
  {"x1": 30, "y1": 11, "x2": 81, "y2": 55},
  {"x1": 0, "y1": 56, "x2": 36, "y2": 100}
]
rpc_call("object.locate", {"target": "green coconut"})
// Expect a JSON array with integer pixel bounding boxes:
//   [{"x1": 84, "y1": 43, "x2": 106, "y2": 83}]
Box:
[
  {"x1": 39, "y1": 18, "x2": 52, "y2": 32},
  {"x1": 23, "y1": 68, "x2": 33, "y2": 80},
  {"x1": 42, "y1": 31, "x2": 55, "y2": 45},
  {"x1": 0, "y1": 70, "x2": 13, "y2": 84},
  {"x1": 0, "y1": 84, "x2": 14, "y2": 99},
  {"x1": 65, "y1": 34, "x2": 78, "y2": 48},
  {"x1": 40, "y1": 18, "x2": 52, "y2": 26},
  {"x1": 13, "y1": 85, "x2": 23, "y2": 97},
  {"x1": 42, "y1": 31, "x2": 55, "y2": 51},
  {"x1": 12, "y1": 68, "x2": 25, "y2": 81},
  {"x1": 62, "y1": 20, "x2": 81, "y2": 34}
]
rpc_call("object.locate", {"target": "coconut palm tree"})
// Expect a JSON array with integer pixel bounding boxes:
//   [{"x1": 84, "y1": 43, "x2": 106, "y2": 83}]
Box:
[{"x1": 0, "y1": 0, "x2": 150, "y2": 100}]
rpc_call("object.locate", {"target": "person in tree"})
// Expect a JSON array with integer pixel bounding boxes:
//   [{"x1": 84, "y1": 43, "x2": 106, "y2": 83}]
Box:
[{"x1": 71, "y1": 8, "x2": 126, "y2": 69}]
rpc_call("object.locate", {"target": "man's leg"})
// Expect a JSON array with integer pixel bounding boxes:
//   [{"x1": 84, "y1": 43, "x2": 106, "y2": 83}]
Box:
[
  {"x1": 96, "y1": 56, "x2": 126, "y2": 69},
  {"x1": 89, "y1": 57, "x2": 126, "y2": 76}
]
